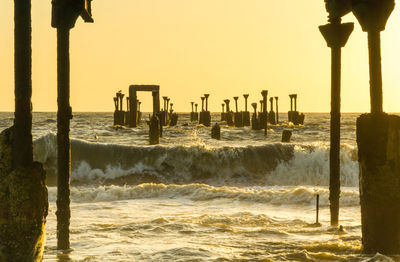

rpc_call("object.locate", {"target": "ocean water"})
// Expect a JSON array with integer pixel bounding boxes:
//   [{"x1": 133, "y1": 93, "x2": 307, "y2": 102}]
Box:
[{"x1": 0, "y1": 112, "x2": 395, "y2": 261}]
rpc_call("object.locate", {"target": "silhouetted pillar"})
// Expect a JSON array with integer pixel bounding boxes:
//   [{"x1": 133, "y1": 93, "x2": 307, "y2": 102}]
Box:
[
  {"x1": 119, "y1": 93, "x2": 124, "y2": 111},
  {"x1": 13, "y1": 0, "x2": 33, "y2": 168},
  {"x1": 224, "y1": 99, "x2": 230, "y2": 112},
  {"x1": 320, "y1": 15, "x2": 354, "y2": 226},
  {"x1": 243, "y1": 94, "x2": 249, "y2": 112},
  {"x1": 275, "y1": 97, "x2": 279, "y2": 124},
  {"x1": 221, "y1": 103, "x2": 225, "y2": 113},
  {"x1": 294, "y1": 94, "x2": 297, "y2": 112},
  {"x1": 211, "y1": 123, "x2": 221, "y2": 140},
  {"x1": 166, "y1": 98, "x2": 170, "y2": 113},
  {"x1": 195, "y1": 104, "x2": 198, "y2": 112},
  {"x1": 289, "y1": 95, "x2": 293, "y2": 112},
  {"x1": 234, "y1": 97, "x2": 239, "y2": 112},
  {"x1": 0, "y1": 0, "x2": 48, "y2": 260},
  {"x1": 261, "y1": 90, "x2": 268, "y2": 136},
  {"x1": 51, "y1": 0, "x2": 93, "y2": 251},
  {"x1": 352, "y1": 0, "x2": 398, "y2": 254},
  {"x1": 252, "y1": 103, "x2": 257, "y2": 115},
  {"x1": 126, "y1": 97, "x2": 130, "y2": 111},
  {"x1": 130, "y1": 91, "x2": 138, "y2": 127},
  {"x1": 204, "y1": 94, "x2": 210, "y2": 111},
  {"x1": 201, "y1": 97, "x2": 205, "y2": 111},
  {"x1": 113, "y1": 97, "x2": 118, "y2": 111},
  {"x1": 191, "y1": 102, "x2": 194, "y2": 112}
]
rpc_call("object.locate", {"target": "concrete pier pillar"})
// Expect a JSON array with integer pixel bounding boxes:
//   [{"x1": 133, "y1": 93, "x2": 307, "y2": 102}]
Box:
[
  {"x1": 282, "y1": 130, "x2": 292, "y2": 142},
  {"x1": 51, "y1": 0, "x2": 93, "y2": 251},
  {"x1": 319, "y1": 16, "x2": 353, "y2": 226},
  {"x1": 195, "y1": 103, "x2": 198, "y2": 112},
  {"x1": 251, "y1": 103, "x2": 260, "y2": 130},
  {"x1": 221, "y1": 103, "x2": 226, "y2": 121},
  {"x1": 275, "y1": 97, "x2": 279, "y2": 124},
  {"x1": 224, "y1": 99, "x2": 233, "y2": 126},
  {"x1": 149, "y1": 115, "x2": 160, "y2": 145},
  {"x1": 268, "y1": 97, "x2": 276, "y2": 124},
  {"x1": 294, "y1": 94, "x2": 297, "y2": 112},
  {"x1": 201, "y1": 97, "x2": 205, "y2": 112},
  {"x1": 211, "y1": 123, "x2": 221, "y2": 140},
  {"x1": 205, "y1": 94, "x2": 210, "y2": 111},
  {"x1": 191, "y1": 102, "x2": 194, "y2": 112},
  {"x1": 234, "y1": 97, "x2": 239, "y2": 112},
  {"x1": 352, "y1": 0, "x2": 396, "y2": 254},
  {"x1": 113, "y1": 97, "x2": 118, "y2": 111},
  {"x1": 261, "y1": 90, "x2": 268, "y2": 136},
  {"x1": 243, "y1": 94, "x2": 250, "y2": 126}
]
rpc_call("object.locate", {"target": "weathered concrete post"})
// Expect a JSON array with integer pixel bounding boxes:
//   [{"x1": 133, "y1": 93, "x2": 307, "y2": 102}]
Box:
[
  {"x1": 205, "y1": 94, "x2": 210, "y2": 111},
  {"x1": 51, "y1": 0, "x2": 93, "y2": 251},
  {"x1": 162, "y1": 96, "x2": 168, "y2": 125},
  {"x1": 243, "y1": 94, "x2": 250, "y2": 126},
  {"x1": 251, "y1": 103, "x2": 260, "y2": 130},
  {"x1": 319, "y1": 3, "x2": 353, "y2": 226},
  {"x1": 221, "y1": 103, "x2": 226, "y2": 121},
  {"x1": 234, "y1": 96, "x2": 239, "y2": 112},
  {"x1": 194, "y1": 103, "x2": 199, "y2": 121},
  {"x1": 261, "y1": 90, "x2": 268, "y2": 136},
  {"x1": 191, "y1": 102, "x2": 195, "y2": 121},
  {"x1": 203, "y1": 94, "x2": 211, "y2": 126},
  {"x1": 138, "y1": 101, "x2": 142, "y2": 122},
  {"x1": 0, "y1": 0, "x2": 48, "y2": 260},
  {"x1": 224, "y1": 99, "x2": 233, "y2": 126},
  {"x1": 275, "y1": 97, "x2": 279, "y2": 124},
  {"x1": 294, "y1": 94, "x2": 297, "y2": 112},
  {"x1": 211, "y1": 123, "x2": 221, "y2": 140},
  {"x1": 199, "y1": 97, "x2": 205, "y2": 125},
  {"x1": 125, "y1": 96, "x2": 130, "y2": 125},
  {"x1": 269, "y1": 97, "x2": 276, "y2": 124},
  {"x1": 351, "y1": 0, "x2": 398, "y2": 254},
  {"x1": 233, "y1": 96, "x2": 243, "y2": 127}
]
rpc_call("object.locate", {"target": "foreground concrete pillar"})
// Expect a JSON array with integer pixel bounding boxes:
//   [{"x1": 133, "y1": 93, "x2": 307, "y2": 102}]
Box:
[
  {"x1": 352, "y1": 0, "x2": 396, "y2": 254},
  {"x1": 52, "y1": 0, "x2": 93, "y2": 250},
  {"x1": 357, "y1": 114, "x2": 400, "y2": 254},
  {"x1": 0, "y1": 1, "x2": 48, "y2": 259},
  {"x1": 149, "y1": 115, "x2": 160, "y2": 145},
  {"x1": 320, "y1": 15, "x2": 353, "y2": 226}
]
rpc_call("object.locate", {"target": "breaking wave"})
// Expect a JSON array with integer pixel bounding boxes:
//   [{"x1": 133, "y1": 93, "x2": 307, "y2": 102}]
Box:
[{"x1": 33, "y1": 133, "x2": 359, "y2": 187}]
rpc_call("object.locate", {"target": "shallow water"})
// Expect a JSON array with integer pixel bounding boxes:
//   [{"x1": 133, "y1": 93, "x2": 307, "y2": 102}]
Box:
[{"x1": 0, "y1": 112, "x2": 396, "y2": 261}]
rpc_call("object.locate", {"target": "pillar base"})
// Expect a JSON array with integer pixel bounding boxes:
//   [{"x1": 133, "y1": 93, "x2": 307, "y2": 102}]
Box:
[
  {"x1": 0, "y1": 127, "x2": 48, "y2": 261},
  {"x1": 357, "y1": 113, "x2": 400, "y2": 254}
]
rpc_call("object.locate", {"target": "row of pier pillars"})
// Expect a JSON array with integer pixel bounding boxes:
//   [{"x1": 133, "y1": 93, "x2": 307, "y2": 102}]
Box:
[
  {"x1": 288, "y1": 94, "x2": 305, "y2": 125},
  {"x1": 112, "y1": 85, "x2": 180, "y2": 145},
  {"x1": 217, "y1": 92, "x2": 304, "y2": 130},
  {"x1": 190, "y1": 94, "x2": 211, "y2": 126},
  {"x1": 113, "y1": 91, "x2": 142, "y2": 126}
]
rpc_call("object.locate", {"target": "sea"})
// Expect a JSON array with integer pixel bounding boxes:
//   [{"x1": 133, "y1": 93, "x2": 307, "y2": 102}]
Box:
[{"x1": 0, "y1": 112, "x2": 396, "y2": 261}]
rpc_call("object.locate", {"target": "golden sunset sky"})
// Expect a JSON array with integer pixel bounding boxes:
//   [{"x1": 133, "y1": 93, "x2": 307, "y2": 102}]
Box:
[{"x1": 0, "y1": 0, "x2": 399, "y2": 112}]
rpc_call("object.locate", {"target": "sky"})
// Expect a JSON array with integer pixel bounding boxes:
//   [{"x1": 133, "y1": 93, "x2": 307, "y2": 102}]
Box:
[{"x1": 0, "y1": 0, "x2": 399, "y2": 113}]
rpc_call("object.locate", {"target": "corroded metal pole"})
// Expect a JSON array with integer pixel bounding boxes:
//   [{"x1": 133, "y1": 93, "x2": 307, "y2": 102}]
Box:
[{"x1": 320, "y1": 16, "x2": 353, "y2": 226}]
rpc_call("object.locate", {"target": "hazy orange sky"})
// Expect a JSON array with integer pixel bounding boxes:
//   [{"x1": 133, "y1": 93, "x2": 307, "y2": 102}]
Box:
[{"x1": 1, "y1": 1, "x2": 399, "y2": 112}]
